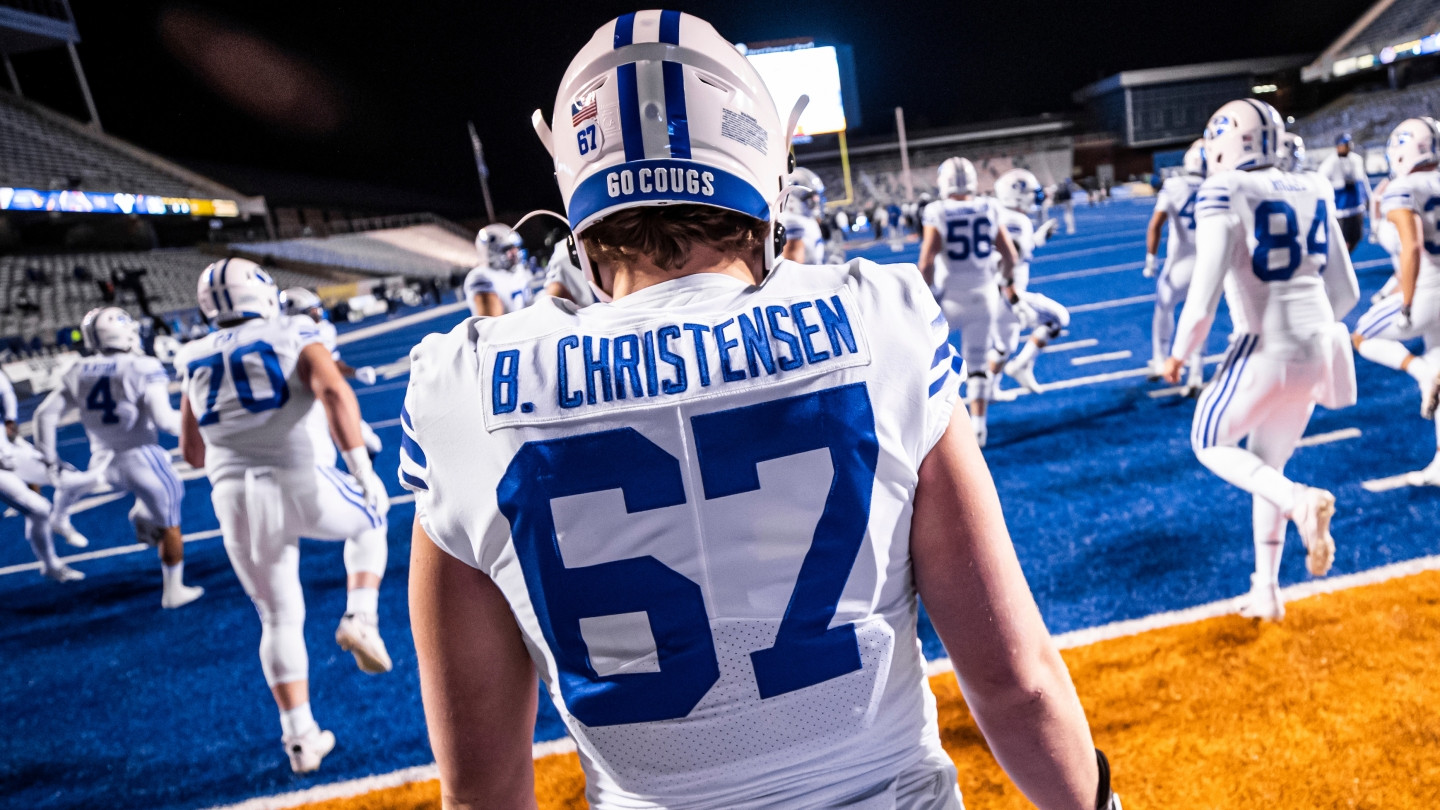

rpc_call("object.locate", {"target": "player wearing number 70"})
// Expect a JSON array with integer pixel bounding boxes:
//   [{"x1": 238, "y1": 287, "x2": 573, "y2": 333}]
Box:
[
  {"x1": 1164, "y1": 99, "x2": 1360, "y2": 622},
  {"x1": 405, "y1": 10, "x2": 1116, "y2": 810},
  {"x1": 176, "y1": 258, "x2": 394, "y2": 775}
]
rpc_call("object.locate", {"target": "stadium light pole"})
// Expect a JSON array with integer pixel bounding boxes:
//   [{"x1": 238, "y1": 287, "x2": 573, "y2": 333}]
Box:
[
  {"x1": 66, "y1": 42, "x2": 101, "y2": 131},
  {"x1": 895, "y1": 107, "x2": 914, "y2": 202},
  {"x1": 2, "y1": 52, "x2": 20, "y2": 98},
  {"x1": 468, "y1": 121, "x2": 497, "y2": 224}
]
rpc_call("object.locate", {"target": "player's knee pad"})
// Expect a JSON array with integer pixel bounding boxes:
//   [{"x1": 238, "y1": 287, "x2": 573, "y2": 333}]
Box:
[
  {"x1": 343, "y1": 527, "x2": 388, "y2": 578},
  {"x1": 258, "y1": 622, "x2": 309, "y2": 687},
  {"x1": 966, "y1": 370, "x2": 994, "y2": 402}
]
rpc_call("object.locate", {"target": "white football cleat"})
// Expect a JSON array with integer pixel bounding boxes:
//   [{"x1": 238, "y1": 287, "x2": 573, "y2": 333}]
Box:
[
  {"x1": 284, "y1": 727, "x2": 335, "y2": 774},
  {"x1": 1423, "y1": 370, "x2": 1440, "y2": 420},
  {"x1": 1003, "y1": 359, "x2": 1043, "y2": 394},
  {"x1": 1238, "y1": 574, "x2": 1284, "y2": 621},
  {"x1": 43, "y1": 563, "x2": 84, "y2": 583},
  {"x1": 335, "y1": 612, "x2": 392, "y2": 674},
  {"x1": 1290, "y1": 486, "x2": 1336, "y2": 577},
  {"x1": 55, "y1": 521, "x2": 89, "y2": 548},
  {"x1": 162, "y1": 584, "x2": 205, "y2": 610}
]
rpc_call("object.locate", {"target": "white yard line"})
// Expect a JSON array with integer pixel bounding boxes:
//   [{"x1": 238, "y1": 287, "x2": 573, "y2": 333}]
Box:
[
  {"x1": 1030, "y1": 262, "x2": 1144, "y2": 284},
  {"x1": 335, "y1": 303, "x2": 467, "y2": 346},
  {"x1": 1041, "y1": 338, "x2": 1099, "y2": 353},
  {"x1": 1070, "y1": 350, "x2": 1132, "y2": 366},
  {"x1": 1362, "y1": 470, "x2": 1437, "y2": 492},
  {"x1": 1069, "y1": 294, "x2": 1156, "y2": 313},
  {"x1": 1296, "y1": 427, "x2": 1362, "y2": 448}
]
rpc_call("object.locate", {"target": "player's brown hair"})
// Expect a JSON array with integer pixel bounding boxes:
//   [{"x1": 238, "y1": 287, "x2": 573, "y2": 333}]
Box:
[{"x1": 580, "y1": 204, "x2": 768, "y2": 270}]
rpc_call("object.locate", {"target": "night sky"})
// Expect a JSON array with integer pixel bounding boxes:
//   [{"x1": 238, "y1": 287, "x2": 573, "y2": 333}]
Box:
[{"x1": 11, "y1": 1, "x2": 1374, "y2": 218}]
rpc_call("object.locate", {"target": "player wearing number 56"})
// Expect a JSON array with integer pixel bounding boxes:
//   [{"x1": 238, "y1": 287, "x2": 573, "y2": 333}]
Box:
[{"x1": 404, "y1": 10, "x2": 1116, "y2": 810}]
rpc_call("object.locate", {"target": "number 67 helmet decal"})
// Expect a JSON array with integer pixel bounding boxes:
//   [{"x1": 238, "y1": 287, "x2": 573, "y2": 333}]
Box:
[
  {"x1": 1204, "y1": 99, "x2": 1284, "y2": 173},
  {"x1": 197, "y1": 257, "x2": 281, "y2": 323},
  {"x1": 528, "y1": 10, "x2": 808, "y2": 296}
]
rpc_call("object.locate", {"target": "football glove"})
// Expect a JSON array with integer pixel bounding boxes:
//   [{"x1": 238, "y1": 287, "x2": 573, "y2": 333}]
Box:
[
  {"x1": 1143, "y1": 253, "x2": 1158, "y2": 278},
  {"x1": 1012, "y1": 299, "x2": 1039, "y2": 330},
  {"x1": 354, "y1": 366, "x2": 378, "y2": 385},
  {"x1": 1399, "y1": 305, "x2": 1414, "y2": 332},
  {"x1": 342, "y1": 447, "x2": 390, "y2": 518}
]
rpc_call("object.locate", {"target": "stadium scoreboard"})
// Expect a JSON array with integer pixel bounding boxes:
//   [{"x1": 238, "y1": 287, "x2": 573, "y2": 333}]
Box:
[
  {"x1": 740, "y1": 40, "x2": 860, "y2": 137},
  {"x1": 0, "y1": 186, "x2": 240, "y2": 217}
]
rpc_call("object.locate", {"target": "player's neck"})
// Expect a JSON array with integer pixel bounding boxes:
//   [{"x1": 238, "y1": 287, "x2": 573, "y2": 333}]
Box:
[{"x1": 599, "y1": 245, "x2": 761, "y2": 300}]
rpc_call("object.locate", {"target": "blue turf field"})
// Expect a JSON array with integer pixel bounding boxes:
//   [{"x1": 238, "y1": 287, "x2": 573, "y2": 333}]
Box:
[{"x1": 3, "y1": 199, "x2": 1437, "y2": 809}]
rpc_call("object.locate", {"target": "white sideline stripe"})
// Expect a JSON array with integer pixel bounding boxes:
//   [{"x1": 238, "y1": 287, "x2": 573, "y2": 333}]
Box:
[
  {"x1": 1040, "y1": 338, "x2": 1098, "y2": 354},
  {"x1": 1148, "y1": 386, "x2": 1186, "y2": 398},
  {"x1": 1362, "y1": 470, "x2": 1435, "y2": 492},
  {"x1": 0, "y1": 529, "x2": 224, "y2": 576},
  {"x1": 214, "y1": 554, "x2": 1440, "y2": 810},
  {"x1": 1069, "y1": 294, "x2": 1156, "y2": 313},
  {"x1": 335, "y1": 303, "x2": 467, "y2": 346},
  {"x1": 1070, "y1": 350, "x2": 1131, "y2": 366},
  {"x1": 1030, "y1": 262, "x2": 1143, "y2": 284},
  {"x1": 924, "y1": 553, "x2": 1440, "y2": 678},
  {"x1": 1296, "y1": 427, "x2": 1361, "y2": 448},
  {"x1": 1002, "y1": 351, "x2": 1226, "y2": 398},
  {"x1": 1031, "y1": 239, "x2": 1144, "y2": 262}
]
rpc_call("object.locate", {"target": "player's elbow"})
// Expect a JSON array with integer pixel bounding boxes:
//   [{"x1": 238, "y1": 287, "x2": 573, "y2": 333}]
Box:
[
  {"x1": 960, "y1": 642, "x2": 1072, "y2": 721},
  {"x1": 180, "y1": 434, "x2": 205, "y2": 469}
]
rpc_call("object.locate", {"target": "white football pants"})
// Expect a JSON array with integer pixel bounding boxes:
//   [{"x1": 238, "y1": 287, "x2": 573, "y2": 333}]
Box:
[
  {"x1": 0, "y1": 468, "x2": 57, "y2": 570},
  {"x1": 1153, "y1": 254, "x2": 1202, "y2": 371},
  {"x1": 1355, "y1": 289, "x2": 1440, "y2": 448},
  {"x1": 940, "y1": 284, "x2": 1001, "y2": 399},
  {"x1": 994, "y1": 291, "x2": 1070, "y2": 360},
  {"x1": 52, "y1": 445, "x2": 184, "y2": 531},
  {"x1": 212, "y1": 465, "x2": 388, "y2": 687}
]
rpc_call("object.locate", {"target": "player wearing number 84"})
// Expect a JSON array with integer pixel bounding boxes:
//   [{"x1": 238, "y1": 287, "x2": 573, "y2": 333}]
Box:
[{"x1": 404, "y1": 9, "x2": 1116, "y2": 810}]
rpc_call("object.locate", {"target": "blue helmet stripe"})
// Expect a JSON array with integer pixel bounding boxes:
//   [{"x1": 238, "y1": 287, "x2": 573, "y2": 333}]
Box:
[
  {"x1": 662, "y1": 61, "x2": 691, "y2": 159},
  {"x1": 613, "y1": 12, "x2": 635, "y2": 47},
  {"x1": 658, "y1": 9, "x2": 680, "y2": 44},
  {"x1": 218, "y1": 257, "x2": 230, "y2": 285},
  {"x1": 617, "y1": 62, "x2": 645, "y2": 162}
]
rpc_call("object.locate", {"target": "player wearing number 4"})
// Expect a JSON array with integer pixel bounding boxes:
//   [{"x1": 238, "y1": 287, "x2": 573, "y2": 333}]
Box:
[
  {"x1": 1352, "y1": 117, "x2": 1440, "y2": 484},
  {"x1": 177, "y1": 258, "x2": 393, "y2": 774},
  {"x1": 406, "y1": 10, "x2": 1118, "y2": 810},
  {"x1": 1145, "y1": 139, "x2": 1206, "y2": 395},
  {"x1": 1165, "y1": 99, "x2": 1360, "y2": 622},
  {"x1": 32, "y1": 307, "x2": 203, "y2": 605}
]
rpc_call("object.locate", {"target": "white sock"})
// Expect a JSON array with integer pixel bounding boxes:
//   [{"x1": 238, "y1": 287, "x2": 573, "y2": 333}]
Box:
[
  {"x1": 346, "y1": 587, "x2": 379, "y2": 616},
  {"x1": 1356, "y1": 337, "x2": 1413, "y2": 372},
  {"x1": 1012, "y1": 339, "x2": 1041, "y2": 371},
  {"x1": 1186, "y1": 351, "x2": 1204, "y2": 384},
  {"x1": 1194, "y1": 446, "x2": 1297, "y2": 513},
  {"x1": 279, "y1": 702, "x2": 318, "y2": 738},
  {"x1": 162, "y1": 561, "x2": 184, "y2": 594},
  {"x1": 1406, "y1": 356, "x2": 1435, "y2": 386},
  {"x1": 1252, "y1": 499, "x2": 1285, "y2": 586}
]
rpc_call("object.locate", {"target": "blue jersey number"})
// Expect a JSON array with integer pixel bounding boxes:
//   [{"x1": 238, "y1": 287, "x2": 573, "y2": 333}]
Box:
[
  {"x1": 84, "y1": 376, "x2": 120, "y2": 424},
  {"x1": 497, "y1": 383, "x2": 878, "y2": 726},
  {"x1": 1424, "y1": 197, "x2": 1440, "y2": 255},
  {"x1": 186, "y1": 341, "x2": 290, "y2": 425},
  {"x1": 1251, "y1": 200, "x2": 1329, "y2": 282},
  {"x1": 1177, "y1": 191, "x2": 1197, "y2": 231},
  {"x1": 944, "y1": 218, "x2": 993, "y2": 261},
  {"x1": 576, "y1": 124, "x2": 598, "y2": 156}
]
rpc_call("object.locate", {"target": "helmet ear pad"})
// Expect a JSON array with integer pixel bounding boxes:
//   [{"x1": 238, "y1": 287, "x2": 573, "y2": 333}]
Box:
[{"x1": 773, "y1": 220, "x2": 787, "y2": 258}]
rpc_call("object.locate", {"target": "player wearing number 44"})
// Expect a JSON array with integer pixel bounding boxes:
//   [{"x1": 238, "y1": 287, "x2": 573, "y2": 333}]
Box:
[
  {"x1": 404, "y1": 9, "x2": 1118, "y2": 810},
  {"x1": 1351, "y1": 117, "x2": 1440, "y2": 486},
  {"x1": 1144, "y1": 139, "x2": 1206, "y2": 395},
  {"x1": 32, "y1": 306, "x2": 204, "y2": 605},
  {"x1": 176, "y1": 258, "x2": 393, "y2": 775},
  {"x1": 1164, "y1": 99, "x2": 1360, "y2": 622}
]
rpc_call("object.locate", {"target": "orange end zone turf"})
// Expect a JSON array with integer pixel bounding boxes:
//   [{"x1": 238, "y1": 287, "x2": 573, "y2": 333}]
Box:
[{"x1": 296, "y1": 570, "x2": 1440, "y2": 809}]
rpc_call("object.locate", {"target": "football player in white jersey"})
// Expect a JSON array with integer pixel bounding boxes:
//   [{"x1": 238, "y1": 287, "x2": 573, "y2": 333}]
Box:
[
  {"x1": 1165, "y1": 100, "x2": 1360, "y2": 622},
  {"x1": 465, "y1": 223, "x2": 545, "y2": 316},
  {"x1": 990, "y1": 168, "x2": 1071, "y2": 394},
  {"x1": 406, "y1": 11, "x2": 1116, "y2": 810},
  {"x1": 177, "y1": 258, "x2": 393, "y2": 774},
  {"x1": 779, "y1": 166, "x2": 829, "y2": 265},
  {"x1": 1351, "y1": 117, "x2": 1440, "y2": 484},
  {"x1": 919, "y1": 156, "x2": 1020, "y2": 446},
  {"x1": 1317, "y1": 132, "x2": 1372, "y2": 253},
  {"x1": 32, "y1": 307, "x2": 204, "y2": 607},
  {"x1": 1145, "y1": 139, "x2": 1207, "y2": 394},
  {"x1": 281, "y1": 288, "x2": 383, "y2": 457},
  {"x1": 1, "y1": 366, "x2": 85, "y2": 581},
  {"x1": 542, "y1": 241, "x2": 599, "y2": 306}
]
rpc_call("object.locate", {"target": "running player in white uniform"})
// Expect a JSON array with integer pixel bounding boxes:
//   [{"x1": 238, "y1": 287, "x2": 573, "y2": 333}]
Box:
[
  {"x1": 32, "y1": 307, "x2": 204, "y2": 607},
  {"x1": 407, "y1": 11, "x2": 1118, "y2": 810},
  {"x1": 466, "y1": 223, "x2": 545, "y2": 316},
  {"x1": 177, "y1": 258, "x2": 393, "y2": 774},
  {"x1": 779, "y1": 167, "x2": 828, "y2": 265},
  {"x1": 1146, "y1": 139, "x2": 1207, "y2": 394},
  {"x1": 1351, "y1": 117, "x2": 1440, "y2": 484},
  {"x1": 919, "y1": 157, "x2": 1020, "y2": 446},
  {"x1": 991, "y1": 168, "x2": 1071, "y2": 394},
  {"x1": 1166, "y1": 100, "x2": 1360, "y2": 622},
  {"x1": 281, "y1": 288, "x2": 383, "y2": 458},
  {"x1": 2, "y1": 366, "x2": 85, "y2": 581}
]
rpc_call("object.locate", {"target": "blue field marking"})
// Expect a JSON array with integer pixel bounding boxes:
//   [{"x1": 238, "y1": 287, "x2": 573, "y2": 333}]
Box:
[{"x1": 3, "y1": 201, "x2": 1437, "y2": 809}]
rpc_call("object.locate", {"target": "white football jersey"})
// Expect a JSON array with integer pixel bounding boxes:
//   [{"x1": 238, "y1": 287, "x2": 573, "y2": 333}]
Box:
[
  {"x1": 1156, "y1": 174, "x2": 1203, "y2": 264},
  {"x1": 465, "y1": 263, "x2": 546, "y2": 315},
  {"x1": 546, "y1": 249, "x2": 598, "y2": 307},
  {"x1": 316, "y1": 317, "x2": 339, "y2": 355},
  {"x1": 401, "y1": 259, "x2": 962, "y2": 809},
  {"x1": 780, "y1": 211, "x2": 825, "y2": 265},
  {"x1": 175, "y1": 315, "x2": 324, "y2": 482},
  {"x1": 998, "y1": 207, "x2": 1035, "y2": 292},
  {"x1": 1379, "y1": 169, "x2": 1440, "y2": 289},
  {"x1": 57, "y1": 352, "x2": 170, "y2": 452},
  {"x1": 1195, "y1": 168, "x2": 1341, "y2": 343},
  {"x1": 1317, "y1": 151, "x2": 1371, "y2": 217},
  {"x1": 922, "y1": 197, "x2": 1004, "y2": 292}
]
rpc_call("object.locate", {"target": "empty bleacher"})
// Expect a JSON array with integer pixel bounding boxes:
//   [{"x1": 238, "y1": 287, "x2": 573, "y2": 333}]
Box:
[
  {"x1": 1294, "y1": 76, "x2": 1440, "y2": 149},
  {"x1": 232, "y1": 223, "x2": 479, "y2": 277}
]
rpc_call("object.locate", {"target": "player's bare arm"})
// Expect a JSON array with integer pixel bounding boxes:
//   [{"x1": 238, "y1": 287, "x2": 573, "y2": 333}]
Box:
[
  {"x1": 1388, "y1": 207, "x2": 1423, "y2": 310},
  {"x1": 543, "y1": 280, "x2": 575, "y2": 303},
  {"x1": 781, "y1": 235, "x2": 807, "y2": 262},
  {"x1": 179, "y1": 395, "x2": 205, "y2": 469},
  {"x1": 410, "y1": 522, "x2": 539, "y2": 810},
  {"x1": 919, "y1": 224, "x2": 942, "y2": 287},
  {"x1": 912, "y1": 404, "x2": 1100, "y2": 810},
  {"x1": 471, "y1": 291, "x2": 506, "y2": 318}
]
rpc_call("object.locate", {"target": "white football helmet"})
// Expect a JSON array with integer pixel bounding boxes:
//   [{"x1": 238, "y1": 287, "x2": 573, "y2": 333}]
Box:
[
  {"x1": 1386, "y1": 117, "x2": 1440, "y2": 177},
  {"x1": 1182, "y1": 139, "x2": 1206, "y2": 176},
  {"x1": 1203, "y1": 99, "x2": 1284, "y2": 173},
  {"x1": 937, "y1": 157, "x2": 978, "y2": 197},
  {"x1": 197, "y1": 257, "x2": 280, "y2": 323},
  {"x1": 784, "y1": 167, "x2": 826, "y2": 217},
  {"x1": 530, "y1": 10, "x2": 804, "y2": 288},
  {"x1": 80, "y1": 306, "x2": 141, "y2": 354},
  {"x1": 1277, "y1": 133, "x2": 1306, "y2": 173},
  {"x1": 995, "y1": 169, "x2": 1041, "y2": 212},
  {"x1": 280, "y1": 287, "x2": 323, "y2": 318},
  {"x1": 476, "y1": 223, "x2": 524, "y2": 271}
]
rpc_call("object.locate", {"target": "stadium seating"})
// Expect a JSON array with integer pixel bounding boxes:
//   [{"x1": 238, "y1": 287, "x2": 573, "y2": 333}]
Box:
[
  {"x1": 0, "y1": 249, "x2": 335, "y2": 345},
  {"x1": 232, "y1": 224, "x2": 478, "y2": 277},
  {"x1": 1294, "y1": 76, "x2": 1440, "y2": 149}
]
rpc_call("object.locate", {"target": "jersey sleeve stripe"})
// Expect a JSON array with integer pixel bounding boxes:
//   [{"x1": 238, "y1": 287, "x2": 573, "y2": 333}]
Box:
[
  {"x1": 928, "y1": 368, "x2": 951, "y2": 398},
  {"x1": 930, "y1": 340, "x2": 951, "y2": 369}
]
